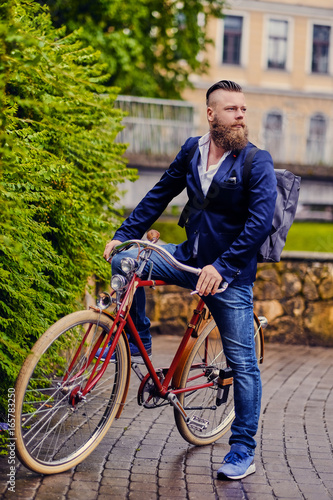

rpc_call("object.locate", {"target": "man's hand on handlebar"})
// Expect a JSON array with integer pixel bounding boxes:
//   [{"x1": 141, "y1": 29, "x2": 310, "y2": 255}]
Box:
[
  {"x1": 103, "y1": 240, "x2": 123, "y2": 261},
  {"x1": 196, "y1": 265, "x2": 223, "y2": 296}
]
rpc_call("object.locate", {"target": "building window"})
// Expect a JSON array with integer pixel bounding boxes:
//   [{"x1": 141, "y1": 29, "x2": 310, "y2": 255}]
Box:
[
  {"x1": 312, "y1": 24, "x2": 331, "y2": 74},
  {"x1": 267, "y1": 19, "x2": 288, "y2": 70},
  {"x1": 306, "y1": 114, "x2": 327, "y2": 164},
  {"x1": 223, "y1": 16, "x2": 243, "y2": 65},
  {"x1": 263, "y1": 112, "x2": 284, "y2": 162}
]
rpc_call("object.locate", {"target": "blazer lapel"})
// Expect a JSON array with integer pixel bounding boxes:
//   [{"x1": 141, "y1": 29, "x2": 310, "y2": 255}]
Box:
[
  {"x1": 206, "y1": 152, "x2": 237, "y2": 199},
  {"x1": 190, "y1": 148, "x2": 205, "y2": 200}
]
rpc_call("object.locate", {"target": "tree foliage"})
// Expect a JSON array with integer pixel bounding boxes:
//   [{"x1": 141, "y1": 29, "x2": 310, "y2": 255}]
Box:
[
  {"x1": 38, "y1": 0, "x2": 226, "y2": 98},
  {"x1": 0, "y1": 0, "x2": 134, "y2": 421}
]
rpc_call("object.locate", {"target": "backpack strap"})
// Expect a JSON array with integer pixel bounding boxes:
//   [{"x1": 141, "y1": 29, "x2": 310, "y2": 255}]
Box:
[{"x1": 242, "y1": 147, "x2": 260, "y2": 186}]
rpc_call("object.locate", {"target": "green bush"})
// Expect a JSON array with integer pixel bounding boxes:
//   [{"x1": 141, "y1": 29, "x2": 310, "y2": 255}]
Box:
[{"x1": 0, "y1": 0, "x2": 135, "y2": 424}]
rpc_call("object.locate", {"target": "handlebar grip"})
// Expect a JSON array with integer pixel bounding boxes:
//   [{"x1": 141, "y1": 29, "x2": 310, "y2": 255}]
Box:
[
  {"x1": 147, "y1": 229, "x2": 160, "y2": 244},
  {"x1": 190, "y1": 281, "x2": 228, "y2": 295}
]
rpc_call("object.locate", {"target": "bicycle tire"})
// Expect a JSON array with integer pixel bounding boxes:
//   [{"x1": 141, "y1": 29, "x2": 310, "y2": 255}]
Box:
[
  {"x1": 174, "y1": 314, "x2": 263, "y2": 446},
  {"x1": 14, "y1": 310, "x2": 129, "y2": 475}
]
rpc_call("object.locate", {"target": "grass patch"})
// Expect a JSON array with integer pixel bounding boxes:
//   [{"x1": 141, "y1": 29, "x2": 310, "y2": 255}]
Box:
[
  {"x1": 152, "y1": 220, "x2": 333, "y2": 253},
  {"x1": 283, "y1": 222, "x2": 333, "y2": 253}
]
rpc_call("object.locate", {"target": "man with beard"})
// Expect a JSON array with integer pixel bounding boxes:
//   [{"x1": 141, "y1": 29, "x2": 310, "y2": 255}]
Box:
[{"x1": 103, "y1": 80, "x2": 277, "y2": 480}]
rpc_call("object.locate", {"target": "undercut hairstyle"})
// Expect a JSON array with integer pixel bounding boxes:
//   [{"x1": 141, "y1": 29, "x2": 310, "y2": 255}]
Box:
[{"x1": 206, "y1": 80, "x2": 243, "y2": 105}]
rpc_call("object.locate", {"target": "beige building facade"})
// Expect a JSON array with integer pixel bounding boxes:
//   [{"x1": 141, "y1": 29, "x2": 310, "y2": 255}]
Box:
[{"x1": 183, "y1": 0, "x2": 333, "y2": 167}]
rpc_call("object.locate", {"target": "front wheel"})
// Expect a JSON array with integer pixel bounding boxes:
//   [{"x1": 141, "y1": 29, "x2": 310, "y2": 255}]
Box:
[
  {"x1": 14, "y1": 310, "x2": 129, "y2": 474},
  {"x1": 174, "y1": 314, "x2": 263, "y2": 446}
]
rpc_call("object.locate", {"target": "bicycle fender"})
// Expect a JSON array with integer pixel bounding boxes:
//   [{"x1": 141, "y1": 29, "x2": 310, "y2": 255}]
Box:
[{"x1": 172, "y1": 334, "x2": 202, "y2": 389}]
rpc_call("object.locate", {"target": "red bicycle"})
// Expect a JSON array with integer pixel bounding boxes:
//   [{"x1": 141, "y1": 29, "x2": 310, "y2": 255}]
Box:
[{"x1": 14, "y1": 230, "x2": 266, "y2": 474}]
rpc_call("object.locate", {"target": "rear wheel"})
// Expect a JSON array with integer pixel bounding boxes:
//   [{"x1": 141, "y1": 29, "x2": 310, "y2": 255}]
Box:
[
  {"x1": 174, "y1": 314, "x2": 263, "y2": 445},
  {"x1": 15, "y1": 310, "x2": 129, "y2": 474}
]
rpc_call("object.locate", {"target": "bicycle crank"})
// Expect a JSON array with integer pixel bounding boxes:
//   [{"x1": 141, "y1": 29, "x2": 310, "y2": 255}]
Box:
[{"x1": 137, "y1": 370, "x2": 167, "y2": 408}]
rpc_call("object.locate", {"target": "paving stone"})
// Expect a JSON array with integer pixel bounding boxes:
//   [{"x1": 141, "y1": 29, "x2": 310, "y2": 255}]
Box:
[
  {"x1": 67, "y1": 489, "x2": 98, "y2": 500},
  {"x1": 98, "y1": 486, "x2": 127, "y2": 498},
  {"x1": 242, "y1": 483, "x2": 274, "y2": 495},
  {"x1": 69, "y1": 481, "x2": 98, "y2": 492},
  {"x1": 158, "y1": 487, "x2": 187, "y2": 498},
  {"x1": 158, "y1": 477, "x2": 186, "y2": 488},
  {"x1": 188, "y1": 492, "x2": 216, "y2": 500},
  {"x1": 158, "y1": 468, "x2": 185, "y2": 478},
  {"x1": 100, "y1": 476, "x2": 128, "y2": 487},
  {"x1": 184, "y1": 465, "x2": 211, "y2": 475},
  {"x1": 129, "y1": 481, "x2": 157, "y2": 492},
  {"x1": 130, "y1": 472, "x2": 157, "y2": 483},
  {"x1": 128, "y1": 491, "x2": 157, "y2": 500},
  {"x1": 101, "y1": 468, "x2": 130, "y2": 479}
]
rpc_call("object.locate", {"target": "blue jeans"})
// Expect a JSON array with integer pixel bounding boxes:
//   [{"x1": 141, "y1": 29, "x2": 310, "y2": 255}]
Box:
[{"x1": 112, "y1": 244, "x2": 261, "y2": 453}]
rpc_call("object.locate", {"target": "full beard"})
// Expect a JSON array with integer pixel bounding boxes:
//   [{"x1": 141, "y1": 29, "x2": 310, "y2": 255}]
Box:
[{"x1": 210, "y1": 119, "x2": 249, "y2": 152}]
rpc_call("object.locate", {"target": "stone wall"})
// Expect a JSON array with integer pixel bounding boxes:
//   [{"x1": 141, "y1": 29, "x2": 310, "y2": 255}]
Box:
[{"x1": 145, "y1": 253, "x2": 333, "y2": 347}]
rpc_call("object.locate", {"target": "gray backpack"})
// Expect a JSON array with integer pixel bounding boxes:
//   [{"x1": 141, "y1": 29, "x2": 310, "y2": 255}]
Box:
[
  {"x1": 179, "y1": 144, "x2": 301, "y2": 263},
  {"x1": 243, "y1": 147, "x2": 301, "y2": 262}
]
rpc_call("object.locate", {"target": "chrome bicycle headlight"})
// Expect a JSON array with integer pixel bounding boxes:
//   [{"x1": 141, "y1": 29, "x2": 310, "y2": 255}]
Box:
[
  {"x1": 111, "y1": 274, "x2": 128, "y2": 291},
  {"x1": 96, "y1": 292, "x2": 112, "y2": 310},
  {"x1": 120, "y1": 257, "x2": 138, "y2": 274}
]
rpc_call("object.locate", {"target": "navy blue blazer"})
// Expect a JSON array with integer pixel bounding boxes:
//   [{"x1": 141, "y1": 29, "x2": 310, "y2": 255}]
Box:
[{"x1": 113, "y1": 137, "x2": 277, "y2": 285}]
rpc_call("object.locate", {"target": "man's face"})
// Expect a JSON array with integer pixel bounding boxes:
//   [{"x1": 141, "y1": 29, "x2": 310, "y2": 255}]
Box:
[{"x1": 207, "y1": 90, "x2": 248, "y2": 151}]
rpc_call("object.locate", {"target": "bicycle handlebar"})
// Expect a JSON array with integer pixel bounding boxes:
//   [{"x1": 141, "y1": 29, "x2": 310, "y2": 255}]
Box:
[
  {"x1": 110, "y1": 231, "x2": 229, "y2": 293},
  {"x1": 111, "y1": 239, "x2": 202, "y2": 276}
]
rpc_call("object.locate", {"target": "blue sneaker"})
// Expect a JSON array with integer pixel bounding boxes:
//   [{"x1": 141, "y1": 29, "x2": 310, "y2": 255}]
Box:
[
  {"x1": 217, "y1": 444, "x2": 256, "y2": 480},
  {"x1": 95, "y1": 341, "x2": 152, "y2": 365}
]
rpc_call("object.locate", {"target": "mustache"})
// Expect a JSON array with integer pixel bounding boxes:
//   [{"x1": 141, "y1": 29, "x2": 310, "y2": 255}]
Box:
[{"x1": 212, "y1": 121, "x2": 245, "y2": 129}]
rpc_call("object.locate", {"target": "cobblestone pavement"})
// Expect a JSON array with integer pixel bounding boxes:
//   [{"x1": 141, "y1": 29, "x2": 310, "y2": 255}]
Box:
[{"x1": 1, "y1": 336, "x2": 333, "y2": 500}]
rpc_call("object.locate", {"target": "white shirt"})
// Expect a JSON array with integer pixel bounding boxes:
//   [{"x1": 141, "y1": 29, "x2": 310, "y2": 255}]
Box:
[
  {"x1": 197, "y1": 133, "x2": 231, "y2": 195},
  {"x1": 193, "y1": 133, "x2": 231, "y2": 256}
]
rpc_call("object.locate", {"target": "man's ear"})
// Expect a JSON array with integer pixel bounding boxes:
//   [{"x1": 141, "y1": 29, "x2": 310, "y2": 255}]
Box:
[{"x1": 207, "y1": 106, "x2": 214, "y2": 123}]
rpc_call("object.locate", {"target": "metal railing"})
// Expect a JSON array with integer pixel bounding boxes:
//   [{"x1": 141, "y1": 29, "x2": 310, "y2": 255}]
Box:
[{"x1": 115, "y1": 95, "x2": 196, "y2": 156}]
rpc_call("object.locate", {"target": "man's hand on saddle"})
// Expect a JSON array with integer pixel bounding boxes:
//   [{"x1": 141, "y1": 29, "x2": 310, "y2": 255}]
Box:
[
  {"x1": 196, "y1": 265, "x2": 223, "y2": 296},
  {"x1": 103, "y1": 240, "x2": 122, "y2": 261}
]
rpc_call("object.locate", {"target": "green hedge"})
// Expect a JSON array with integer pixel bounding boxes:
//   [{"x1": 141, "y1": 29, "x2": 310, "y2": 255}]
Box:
[{"x1": 0, "y1": 0, "x2": 135, "y2": 427}]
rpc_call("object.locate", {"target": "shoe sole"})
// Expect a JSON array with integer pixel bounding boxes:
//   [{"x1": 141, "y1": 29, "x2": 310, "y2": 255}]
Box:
[
  {"x1": 217, "y1": 462, "x2": 256, "y2": 480},
  {"x1": 130, "y1": 354, "x2": 152, "y2": 365}
]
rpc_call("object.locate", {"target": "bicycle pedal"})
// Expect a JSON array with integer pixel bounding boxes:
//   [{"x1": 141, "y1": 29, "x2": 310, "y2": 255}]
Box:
[{"x1": 188, "y1": 415, "x2": 209, "y2": 432}]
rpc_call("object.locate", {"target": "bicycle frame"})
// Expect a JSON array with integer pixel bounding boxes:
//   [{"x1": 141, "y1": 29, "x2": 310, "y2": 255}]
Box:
[
  {"x1": 63, "y1": 236, "x2": 264, "y2": 412},
  {"x1": 68, "y1": 273, "x2": 212, "y2": 403}
]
